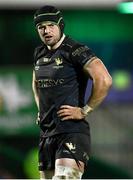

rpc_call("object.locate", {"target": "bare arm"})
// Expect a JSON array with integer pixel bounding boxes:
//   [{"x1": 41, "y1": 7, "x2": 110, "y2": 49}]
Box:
[
  {"x1": 57, "y1": 58, "x2": 112, "y2": 120},
  {"x1": 83, "y1": 58, "x2": 112, "y2": 110},
  {"x1": 32, "y1": 70, "x2": 39, "y2": 110}
]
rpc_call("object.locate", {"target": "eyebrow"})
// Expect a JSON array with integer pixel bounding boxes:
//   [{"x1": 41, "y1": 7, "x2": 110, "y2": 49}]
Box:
[
  {"x1": 38, "y1": 23, "x2": 55, "y2": 28},
  {"x1": 37, "y1": 21, "x2": 57, "y2": 27}
]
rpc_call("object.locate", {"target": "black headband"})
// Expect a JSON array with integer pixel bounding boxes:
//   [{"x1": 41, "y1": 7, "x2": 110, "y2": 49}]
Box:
[{"x1": 34, "y1": 11, "x2": 63, "y2": 27}]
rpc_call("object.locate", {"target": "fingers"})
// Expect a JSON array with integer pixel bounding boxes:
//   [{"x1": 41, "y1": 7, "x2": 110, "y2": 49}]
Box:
[
  {"x1": 57, "y1": 107, "x2": 71, "y2": 117},
  {"x1": 57, "y1": 105, "x2": 83, "y2": 121},
  {"x1": 57, "y1": 105, "x2": 74, "y2": 113},
  {"x1": 57, "y1": 105, "x2": 74, "y2": 120},
  {"x1": 57, "y1": 108, "x2": 71, "y2": 114}
]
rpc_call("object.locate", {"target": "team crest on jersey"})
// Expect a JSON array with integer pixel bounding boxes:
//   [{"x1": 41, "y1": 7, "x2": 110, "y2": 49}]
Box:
[
  {"x1": 55, "y1": 58, "x2": 63, "y2": 65},
  {"x1": 53, "y1": 57, "x2": 63, "y2": 69}
]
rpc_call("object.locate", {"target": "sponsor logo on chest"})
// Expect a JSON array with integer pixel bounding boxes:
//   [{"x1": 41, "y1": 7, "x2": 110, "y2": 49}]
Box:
[{"x1": 36, "y1": 78, "x2": 64, "y2": 88}]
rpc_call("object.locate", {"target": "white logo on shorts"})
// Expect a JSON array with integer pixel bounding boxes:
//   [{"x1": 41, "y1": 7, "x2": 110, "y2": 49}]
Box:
[{"x1": 66, "y1": 143, "x2": 76, "y2": 151}]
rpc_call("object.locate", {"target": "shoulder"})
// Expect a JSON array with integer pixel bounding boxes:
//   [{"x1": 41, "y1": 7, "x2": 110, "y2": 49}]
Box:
[
  {"x1": 62, "y1": 36, "x2": 82, "y2": 51},
  {"x1": 63, "y1": 36, "x2": 93, "y2": 55},
  {"x1": 63, "y1": 37, "x2": 96, "y2": 66}
]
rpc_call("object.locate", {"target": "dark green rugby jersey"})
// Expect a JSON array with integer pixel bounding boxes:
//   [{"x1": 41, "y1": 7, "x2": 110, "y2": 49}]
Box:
[{"x1": 33, "y1": 36, "x2": 96, "y2": 137}]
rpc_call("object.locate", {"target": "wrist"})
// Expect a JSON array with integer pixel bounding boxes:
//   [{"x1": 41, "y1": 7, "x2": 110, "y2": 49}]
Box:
[{"x1": 81, "y1": 105, "x2": 93, "y2": 116}]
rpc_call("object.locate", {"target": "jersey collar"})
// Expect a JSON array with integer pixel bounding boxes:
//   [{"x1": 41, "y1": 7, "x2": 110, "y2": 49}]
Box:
[{"x1": 47, "y1": 34, "x2": 66, "y2": 50}]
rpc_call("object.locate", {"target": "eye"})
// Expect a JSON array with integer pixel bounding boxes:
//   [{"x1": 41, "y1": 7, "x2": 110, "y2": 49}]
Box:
[
  {"x1": 37, "y1": 25, "x2": 46, "y2": 30},
  {"x1": 38, "y1": 26, "x2": 44, "y2": 30}
]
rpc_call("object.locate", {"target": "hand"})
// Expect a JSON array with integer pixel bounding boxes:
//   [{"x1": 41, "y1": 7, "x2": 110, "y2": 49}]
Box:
[{"x1": 57, "y1": 105, "x2": 85, "y2": 121}]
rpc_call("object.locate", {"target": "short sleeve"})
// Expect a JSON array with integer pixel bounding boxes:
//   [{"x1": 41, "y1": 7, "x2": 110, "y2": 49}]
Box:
[{"x1": 71, "y1": 44, "x2": 96, "y2": 67}]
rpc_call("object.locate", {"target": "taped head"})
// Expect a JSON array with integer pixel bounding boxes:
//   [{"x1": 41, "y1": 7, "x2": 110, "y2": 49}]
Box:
[{"x1": 34, "y1": 5, "x2": 65, "y2": 36}]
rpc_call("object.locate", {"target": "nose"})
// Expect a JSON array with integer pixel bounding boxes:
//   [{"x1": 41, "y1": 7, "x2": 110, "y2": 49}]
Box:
[{"x1": 44, "y1": 26, "x2": 50, "y2": 34}]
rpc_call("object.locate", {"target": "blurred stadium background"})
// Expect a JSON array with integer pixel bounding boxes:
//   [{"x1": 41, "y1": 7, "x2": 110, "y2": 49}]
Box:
[{"x1": 0, "y1": 0, "x2": 133, "y2": 178}]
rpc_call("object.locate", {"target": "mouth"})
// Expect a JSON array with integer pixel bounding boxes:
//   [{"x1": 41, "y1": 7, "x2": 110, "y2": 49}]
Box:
[{"x1": 45, "y1": 35, "x2": 53, "y2": 41}]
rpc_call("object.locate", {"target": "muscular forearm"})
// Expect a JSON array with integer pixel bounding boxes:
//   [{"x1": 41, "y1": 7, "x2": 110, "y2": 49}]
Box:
[
  {"x1": 82, "y1": 58, "x2": 112, "y2": 115},
  {"x1": 86, "y1": 76, "x2": 112, "y2": 109}
]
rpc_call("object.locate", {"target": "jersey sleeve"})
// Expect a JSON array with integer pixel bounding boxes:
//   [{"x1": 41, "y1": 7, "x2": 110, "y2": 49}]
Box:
[{"x1": 70, "y1": 44, "x2": 96, "y2": 67}]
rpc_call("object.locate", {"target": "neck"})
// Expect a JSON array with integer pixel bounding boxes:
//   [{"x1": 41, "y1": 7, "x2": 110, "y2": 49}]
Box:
[{"x1": 47, "y1": 34, "x2": 65, "y2": 50}]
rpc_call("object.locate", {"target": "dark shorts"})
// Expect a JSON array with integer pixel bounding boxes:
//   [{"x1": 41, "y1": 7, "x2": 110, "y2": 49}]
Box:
[{"x1": 38, "y1": 133, "x2": 91, "y2": 171}]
